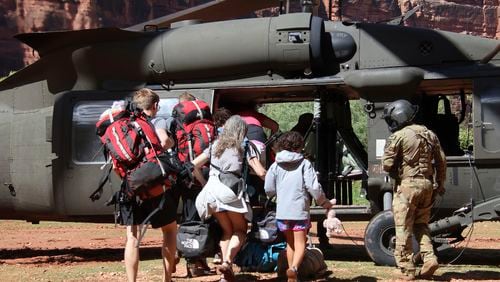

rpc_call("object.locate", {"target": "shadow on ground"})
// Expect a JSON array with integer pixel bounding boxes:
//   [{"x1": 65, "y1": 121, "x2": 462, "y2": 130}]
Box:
[
  {"x1": 0, "y1": 244, "x2": 499, "y2": 268},
  {"x1": 439, "y1": 270, "x2": 500, "y2": 281}
]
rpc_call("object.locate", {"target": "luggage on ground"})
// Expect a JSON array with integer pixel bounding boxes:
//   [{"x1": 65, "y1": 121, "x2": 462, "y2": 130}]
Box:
[
  {"x1": 176, "y1": 220, "x2": 222, "y2": 258},
  {"x1": 234, "y1": 241, "x2": 287, "y2": 272}
]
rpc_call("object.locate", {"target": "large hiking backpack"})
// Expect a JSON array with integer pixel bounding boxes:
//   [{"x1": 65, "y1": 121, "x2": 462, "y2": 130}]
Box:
[
  {"x1": 90, "y1": 102, "x2": 181, "y2": 202},
  {"x1": 97, "y1": 106, "x2": 163, "y2": 177},
  {"x1": 172, "y1": 99, "x2": 212, "y2": 125},
  {"x1": 172, "y1": 100, "x2": 216, "y2": 162},
  {"x1": 176, "y1": 119, "x2": 216, "y2": 162}
]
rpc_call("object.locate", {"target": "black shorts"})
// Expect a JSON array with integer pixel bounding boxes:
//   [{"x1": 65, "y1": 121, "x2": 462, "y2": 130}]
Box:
[{"x1": 119, "y1": 189, "x2": 178, "y2": 229}]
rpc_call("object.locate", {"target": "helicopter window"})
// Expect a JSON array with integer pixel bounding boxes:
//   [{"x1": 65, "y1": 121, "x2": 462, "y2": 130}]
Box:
[
  {"x1": 71, "y1": 98, "x2": 179, "y2": 164},
  {"x1": 72, "y1": 100, "x2": 119, "y2": 164}
]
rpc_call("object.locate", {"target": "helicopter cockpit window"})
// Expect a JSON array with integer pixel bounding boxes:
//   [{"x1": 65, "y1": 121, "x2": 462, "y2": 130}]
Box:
[{"x1": 72, "y1": 98, "x2": 179, "y2": 164}]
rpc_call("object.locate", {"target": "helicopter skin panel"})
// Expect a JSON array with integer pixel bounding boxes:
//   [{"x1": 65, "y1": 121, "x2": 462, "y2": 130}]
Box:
[
  {"x1": 126, "y1": 0, "x2": 281, "y2": 31},
  {"x1": 357, "y1": 23, "x2": 500, "y2": 69},
  {"x1": 14, "y1": 27, "x2": 145, "y2": 57}
]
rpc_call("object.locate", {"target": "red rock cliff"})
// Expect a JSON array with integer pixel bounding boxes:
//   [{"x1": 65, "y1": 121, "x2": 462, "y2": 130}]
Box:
[{"x1": 0, "y1": 0, "x2": 498, "y2": 76}]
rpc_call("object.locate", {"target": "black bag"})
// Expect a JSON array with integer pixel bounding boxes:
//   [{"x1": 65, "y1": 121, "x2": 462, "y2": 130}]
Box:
[
  {"x1": 249, "y1": 197, "x2": 282, "y2": 244},
  {"x1": 251, "y1": 210, "x2": 280, "y2": 244},
  {"x1": 218, "y1": 171, "x2": 245, "y2": 195},
  {"x1": 126, "y1": 152, "x2": 184, "y2": 200},
  {"x1": 176, "y1": 220, "x2": 221, "y2": 258}
]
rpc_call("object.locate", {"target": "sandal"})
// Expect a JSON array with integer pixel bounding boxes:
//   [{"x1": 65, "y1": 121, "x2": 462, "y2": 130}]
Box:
[
  {"x1": 218, "y1": 261, "x2": 235, "y2": 282},
  {"x1": 286, "y1": 266, "x2": 299, "y2": 282}
]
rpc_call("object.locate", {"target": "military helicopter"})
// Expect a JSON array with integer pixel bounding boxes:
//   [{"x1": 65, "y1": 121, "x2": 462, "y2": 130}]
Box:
[{"x1": 0, "y1": 0, "x2": 499, "y2": 266}]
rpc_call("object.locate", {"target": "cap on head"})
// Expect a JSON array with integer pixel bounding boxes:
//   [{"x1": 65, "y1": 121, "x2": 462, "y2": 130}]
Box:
[{"x1": 382, "y1": 99, "x2": 418, "y2": 132}]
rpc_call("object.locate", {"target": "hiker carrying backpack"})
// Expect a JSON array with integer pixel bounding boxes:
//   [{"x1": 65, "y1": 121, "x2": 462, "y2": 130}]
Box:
[
  {"x1": 172, "y1": 100, "x2": 216, "y2": 163},
  {"x1": 170, "y1": 98, "x2": 217, "y2": 277},
  {"x1": 93, "y1": 89, "x2": 183, "y2": 282}
]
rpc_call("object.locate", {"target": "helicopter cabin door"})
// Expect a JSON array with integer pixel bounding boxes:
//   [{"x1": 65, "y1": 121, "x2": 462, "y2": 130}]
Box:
[{"x1": 1, "y1": 82, "x2": 55, "y2": 219}]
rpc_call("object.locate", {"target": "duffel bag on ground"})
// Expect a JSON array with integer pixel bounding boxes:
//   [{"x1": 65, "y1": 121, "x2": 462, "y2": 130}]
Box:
[
  {"x1": 234, "y1": 241, "x2": 286, "y2": 272},
  {"x1": 176, "y1": 220, "x2": 221, "y2": 258},
  {"x1": 277, "y1": 246, "x2": 328, "y2": 280}
]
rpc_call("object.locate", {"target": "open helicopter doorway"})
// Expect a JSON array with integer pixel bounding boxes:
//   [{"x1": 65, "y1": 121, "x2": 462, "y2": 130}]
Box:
[{"x1": 214, "y1": 88, "x2": 371, "y2": 220}]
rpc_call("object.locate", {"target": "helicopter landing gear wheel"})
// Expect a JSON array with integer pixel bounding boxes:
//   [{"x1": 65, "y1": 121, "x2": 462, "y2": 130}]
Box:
[
  {"x1": 364, "y1": 210, "x2": 397, "y2": 266},
  {"x1": 364, "y1": 210, "x2": 420, "y2": 266}
]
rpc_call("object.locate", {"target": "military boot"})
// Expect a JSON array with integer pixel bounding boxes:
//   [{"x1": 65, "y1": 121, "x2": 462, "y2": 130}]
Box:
[{"x1": 419, "y1": 258, "x2": 439, "y2": 278}]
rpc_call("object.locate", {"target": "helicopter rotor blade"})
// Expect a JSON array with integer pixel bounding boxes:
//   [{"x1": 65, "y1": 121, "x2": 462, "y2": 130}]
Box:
[
  {"x1": 480, "y1": 43, "x2": 500, "y2": 64},
  {"x1": 126, "y1": 0, "x2": 281, "y2": 31}
]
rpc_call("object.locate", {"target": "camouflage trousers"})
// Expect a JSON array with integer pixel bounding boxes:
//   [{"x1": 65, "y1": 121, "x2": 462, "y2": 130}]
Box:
[{"x1": 392, "y1": 178, "x2": 436, "y2": 275}]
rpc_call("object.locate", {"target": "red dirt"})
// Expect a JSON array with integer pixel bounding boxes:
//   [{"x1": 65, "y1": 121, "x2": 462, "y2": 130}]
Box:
[{"x1": 0, "y1": 220, "x2": 498, "y2": 280}]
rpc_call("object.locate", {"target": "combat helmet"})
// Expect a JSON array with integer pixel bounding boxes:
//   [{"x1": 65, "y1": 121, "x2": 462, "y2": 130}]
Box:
[{"x1": 382, "y1": 99, "x2": 418, "y2": 132}]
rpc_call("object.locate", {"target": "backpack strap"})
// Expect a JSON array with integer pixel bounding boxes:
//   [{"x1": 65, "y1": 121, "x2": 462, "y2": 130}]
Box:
[
  {"x1": 89, "y1": 161, "x2": 113, "y2": 201},
  {"x1": 191, "y1": 100, "x2": 204, "y2": 120},
  {"x1": 132, "y1": 120, "x2": 166, "y2": 177},
  {"x1": 136, "y1": 191, "x2": 167, "y2": 247},
  {"x1": 239, "y1": 139, "x2": 250, "y2": 198}
]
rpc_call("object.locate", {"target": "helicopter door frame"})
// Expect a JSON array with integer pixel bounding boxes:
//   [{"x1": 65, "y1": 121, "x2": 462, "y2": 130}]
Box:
[{"x1": 472, "y1": 77, "x2": 500, "y2": 162}]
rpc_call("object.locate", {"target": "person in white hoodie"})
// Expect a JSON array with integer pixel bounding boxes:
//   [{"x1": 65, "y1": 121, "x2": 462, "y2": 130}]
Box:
[{"x1": 264, "y1": 131, "x2": 334, "y2": 282}]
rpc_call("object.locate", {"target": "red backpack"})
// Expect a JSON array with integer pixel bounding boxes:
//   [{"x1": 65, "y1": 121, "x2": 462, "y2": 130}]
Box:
[
  {"x1": 172, "y1": 100, "x2": 216, "y2": 163},
  {"x1": 172, "y1": 100, "x2": 212, "y2": 125},
  {"x1": 98, "y1": 111, "x2": 164, "y2": 178},
  {"x1": 176, "y1": 119, "x2": 216, "y2": 162},
  {"x1": 90, "y1": 104, "x2": 175, "y2": 203}
]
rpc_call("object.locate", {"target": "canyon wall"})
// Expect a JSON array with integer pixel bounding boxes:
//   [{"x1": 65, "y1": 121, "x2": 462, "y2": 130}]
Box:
[{"x1": 0, "y1": 0, "x2": 498, "y2": 76}]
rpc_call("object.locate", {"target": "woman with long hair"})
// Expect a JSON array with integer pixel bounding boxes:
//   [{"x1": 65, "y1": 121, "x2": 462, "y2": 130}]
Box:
[{"x1": 191, "y1": 115, "x2": 266, "y2": 282}]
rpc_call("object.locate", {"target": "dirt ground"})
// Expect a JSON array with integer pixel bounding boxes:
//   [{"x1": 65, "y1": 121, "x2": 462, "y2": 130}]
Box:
[{"x1": 0, "y1": 220, "x2": 499, "y2": 281}]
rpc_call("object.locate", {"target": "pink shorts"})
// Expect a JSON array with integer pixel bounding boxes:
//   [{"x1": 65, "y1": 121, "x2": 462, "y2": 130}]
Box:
[{"x1": 276, "y1": 219, "x2": 311, "y2": 232}]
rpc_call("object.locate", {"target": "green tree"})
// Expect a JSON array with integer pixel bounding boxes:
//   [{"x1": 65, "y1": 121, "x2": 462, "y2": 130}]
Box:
[
  {"x1": 260, "y1": 102, "x2": 313, "y2": 132},
  {"x1": 261, "y1": 100, "x2": 368, "y2": 148}
]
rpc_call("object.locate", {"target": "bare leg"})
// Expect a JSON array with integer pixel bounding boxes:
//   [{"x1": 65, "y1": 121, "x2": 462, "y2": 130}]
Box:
[
  {"x1": 291, "y1": 230, "x2": 307, "y2": 269},
  {"x1": 125, "y1": 225, "x2": 140, "y2": 282},
  {"x1": 213, "y1": 212, "x2": 232, "y2": 262},
  {"x1": 283, "y1": 230, "x2": 295, "y2": 270},
  {"x1": 226, "y1": 211, "x2": 248, "y2": 263},
  {"x1": 161, "y1": 221, "x2": 177, "y2": 282}
]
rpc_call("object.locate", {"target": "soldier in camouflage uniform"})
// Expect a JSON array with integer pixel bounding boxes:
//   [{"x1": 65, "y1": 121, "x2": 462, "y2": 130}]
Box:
[{"x1": 381, "y1": 100, "x2": 447, "y2": 280}]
